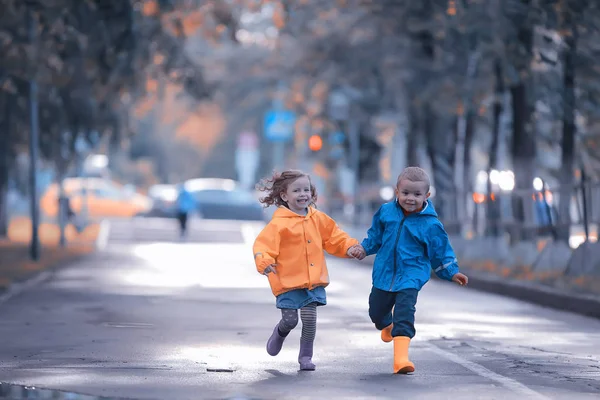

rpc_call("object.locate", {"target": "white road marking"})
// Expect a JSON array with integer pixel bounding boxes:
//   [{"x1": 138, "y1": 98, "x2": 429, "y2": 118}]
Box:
[
  {"x1": 1, "y1": 221, "x2": 551, "y2": 400},
  {"x1": 0, "y1": 270, "x2": 53, "y2": 307},
  {"x1": 96, "y1": 219, "x2": 111, "y2": 250},
  {"x1": 333, "y1": 279, "x2": 551, "y2": 399},
  {"x1": 424, "y1": 342, "x2": 550, "y2": 399}
]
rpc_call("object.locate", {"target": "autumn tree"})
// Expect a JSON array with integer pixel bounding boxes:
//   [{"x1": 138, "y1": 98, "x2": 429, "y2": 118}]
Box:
[{"x1": 0, "y1": 0, "x2": 233, "y2": 236}]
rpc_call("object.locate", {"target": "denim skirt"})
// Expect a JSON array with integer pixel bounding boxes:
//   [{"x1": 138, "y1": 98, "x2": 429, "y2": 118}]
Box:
[{"x1": 276, "y1": 286, "x2": 327, "y2": 309}]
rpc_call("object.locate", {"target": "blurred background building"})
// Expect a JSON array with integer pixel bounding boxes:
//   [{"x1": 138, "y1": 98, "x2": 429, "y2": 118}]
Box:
[{"x1": 1, "y1": 0, "x2": 599, "y2": 251}]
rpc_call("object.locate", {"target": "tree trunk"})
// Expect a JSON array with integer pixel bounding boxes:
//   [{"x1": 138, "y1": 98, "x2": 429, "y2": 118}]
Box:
[
  {"x1": 425, "y1": 106, "x2": 456, "y2": 229},
  {"x1": 0, "y1": 158, "x2": 8, "y2": 239},
  {"x1": 486, "y1": 59, "x2": 503, "y2": 237},
  {"x1": 509, "y1": 11, "x2": 535, "y2": 244},
  {"x1": 463, "y1": 109, "x2": 475, "y2": 205},
  {"x1": 454, "y1": 49, "x2": 480, "y2": 234},
  {"x1": 557, "y1": 23, "x2": 578, "y2": 242},
  {"x1": 510, "y1": 81, "x2": 536, "y2": 243},
  {"x1": 0, "y1": 95, "x2": 10, "y2": 238},
  {"x1": 406, "y1": 99, "x2": 420, "y2": 167}
]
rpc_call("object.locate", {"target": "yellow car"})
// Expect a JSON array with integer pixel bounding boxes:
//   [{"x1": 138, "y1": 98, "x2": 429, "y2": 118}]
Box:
[{"x1": 40, "y1": 178, "x2": 152, "y2": 219}]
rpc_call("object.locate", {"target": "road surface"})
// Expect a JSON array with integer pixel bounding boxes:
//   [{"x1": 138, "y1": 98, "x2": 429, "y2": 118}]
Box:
[{"x1": 0, "y1": 218, "x2": 598, "y2": 399}]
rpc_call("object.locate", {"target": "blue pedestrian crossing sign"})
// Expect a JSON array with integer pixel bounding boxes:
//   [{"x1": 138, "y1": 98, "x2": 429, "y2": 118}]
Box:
[{"x1": 264, "y1": 110, "x2": 296, "y2": 142}]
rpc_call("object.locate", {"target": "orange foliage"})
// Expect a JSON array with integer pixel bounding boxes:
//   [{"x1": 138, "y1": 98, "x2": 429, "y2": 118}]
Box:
[
  {"x1": 216, "y1": 24, "x2": 227, "y2": 35},
  {"x1": 153, "y1": 54, "x2": 165, "y2": 65},
  {"x1": 142, "y1": 0, "x2": 159, "y2": 17},
  {"x1": 310, "y1": 82, "x2": 328, "y2": 102},
  {"x1": 133, "y1": 96, "x2": 156, "y2": 118},
  {"x1": 146, "y1": 78, "x2": 158, "y2": 93},
  {"x1": 312, "y1": 161, "x2": 330, "y2": 179},
  {"x1": 182, "y1": 11, "x2": 205, "y2": 36},
  {"x1": 272, "y1": 5, "x2": 285, "y2": 29},
  {"x1": 447, "y1": 0, "x2": 457, "y2": 16},
  {"x1": 160, "y1": 82, "x2": 187, "y2": 125},
  {"x1": 175, "y1": 104, "x2": 226, "y2": 156}
]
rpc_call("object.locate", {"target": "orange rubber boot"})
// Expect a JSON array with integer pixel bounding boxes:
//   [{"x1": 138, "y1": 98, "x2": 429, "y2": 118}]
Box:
[
  {"x1": 393, "y1": 336, "x2": 415, "y2": 374},
  {"x1": 381, "y1": 324, "x2": 393, "y2": 343}
]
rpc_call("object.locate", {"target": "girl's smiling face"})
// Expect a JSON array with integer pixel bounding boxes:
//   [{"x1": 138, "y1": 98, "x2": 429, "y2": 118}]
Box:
[{"x1": 280, "y1": 176, "x2": 312, "y2": 214}]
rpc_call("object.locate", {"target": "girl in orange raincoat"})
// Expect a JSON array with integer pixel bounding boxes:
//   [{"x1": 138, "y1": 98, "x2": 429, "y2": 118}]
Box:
[{"x1": 253, "y1": 170, "x2": 364, "y2": 370}]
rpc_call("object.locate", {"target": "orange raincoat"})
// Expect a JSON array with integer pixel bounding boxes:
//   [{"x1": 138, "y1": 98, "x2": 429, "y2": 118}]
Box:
[{"x1": 253, "y1": 206, "x2": 359, "y2": 296}]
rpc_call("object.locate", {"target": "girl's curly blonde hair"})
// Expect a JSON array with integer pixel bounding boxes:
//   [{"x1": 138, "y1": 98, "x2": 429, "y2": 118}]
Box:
[{"x1": 256, "y1": 169, "x2": 318, "y2": 208}]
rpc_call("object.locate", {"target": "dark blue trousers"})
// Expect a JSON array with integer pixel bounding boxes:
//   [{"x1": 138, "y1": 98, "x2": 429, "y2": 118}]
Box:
[{"x1": 368, "y1": 287, "x2": 419, "y2": 338}]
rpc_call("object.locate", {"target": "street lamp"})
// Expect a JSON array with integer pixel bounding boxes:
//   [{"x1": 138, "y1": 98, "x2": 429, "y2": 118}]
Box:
[
  {"x1": 497, "y1": 170, "x2": 515, "y2": 191},
  {"x1": 75, "y1": 135, "x2": 91, "y2": 231},
  {"x1": 327, "y1": 87, "x2": 360, "y2": 224},
  {"x1": 28, "y1": 8, "x2": 40, "y2": 261}
]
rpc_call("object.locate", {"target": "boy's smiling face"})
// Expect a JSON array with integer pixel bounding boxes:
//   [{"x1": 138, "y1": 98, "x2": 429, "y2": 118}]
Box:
[{"x1": 395, "y1": 179, "x2": 430, "y2": 213}]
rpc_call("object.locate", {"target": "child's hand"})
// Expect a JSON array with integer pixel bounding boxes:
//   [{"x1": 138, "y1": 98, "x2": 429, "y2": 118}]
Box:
[
  {"x1": 263, "y1": 264, "x2": 277, "y2": 275},
  {"x1": 347, "y1": 245, "x2": 366, "y2": 260},
  {"x1": 452, "y1": 272, "x2": 469, "y2": 286}
]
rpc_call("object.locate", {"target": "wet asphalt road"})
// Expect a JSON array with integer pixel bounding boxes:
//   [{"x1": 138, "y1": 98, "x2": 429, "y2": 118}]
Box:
[{"x1": 0, "y1": 218, "x2": 599, "y2": 399}]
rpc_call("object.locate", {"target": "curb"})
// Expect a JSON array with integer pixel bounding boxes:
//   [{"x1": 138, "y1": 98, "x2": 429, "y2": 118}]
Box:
[
  {"x1": 0, "y1": 270, "x2": 54, "y2": 306},
  {"x1": 0, "y1": 221, "x2": 108, "y2": 306},
  {"x1": 0, "y1": 253, "x2": 91, "y2": 306},
  {"x1": 354, "y1": 257, "x2": 600, "y2": 320},
  {"x1": 460, "y1": 269, "x2": 600, "y2": 320}
]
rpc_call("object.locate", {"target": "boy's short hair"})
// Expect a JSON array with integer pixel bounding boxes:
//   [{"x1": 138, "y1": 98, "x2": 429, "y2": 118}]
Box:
[{"x1": 397, "y1": 167, "x2": 431, "y2": 191}]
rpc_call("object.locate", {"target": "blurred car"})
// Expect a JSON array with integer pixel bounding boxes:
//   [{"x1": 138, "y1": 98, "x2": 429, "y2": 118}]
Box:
[
  {"x1": 146, "y1": 184, "x2": 178, "y2": 218},
  {"x1": 184, "y1": 178, "x2": 266, "y2": 221},
  {"x1": 40, "y1": 177, "x2": 152, "y2": 219}
]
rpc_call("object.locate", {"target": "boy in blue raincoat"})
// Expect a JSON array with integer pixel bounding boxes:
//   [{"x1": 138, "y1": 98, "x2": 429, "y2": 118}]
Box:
[{"x1": 353, "y1": 167, "x2": 469, "y2": 374}]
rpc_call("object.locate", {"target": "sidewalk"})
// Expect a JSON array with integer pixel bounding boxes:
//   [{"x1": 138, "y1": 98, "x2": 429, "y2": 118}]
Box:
[
  {"x1": 341, "y1": 223, "x2": 600, "y2": 319},
  {"x1": 0, "y1": 216, "x2": 101, "y2": 295}
]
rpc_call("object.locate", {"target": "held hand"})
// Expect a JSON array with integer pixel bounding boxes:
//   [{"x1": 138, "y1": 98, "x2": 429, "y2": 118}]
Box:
[
  {"x1": 263, "y1": 264, "x2": 277, "y2": 275},
  {"x1": 355, "y1": 245, "x2": 367, "y2": 260},
  {"x1": 347, "y1": 245, "x2": 366, "y2": 260},
  {"x1": 452, "y1": 272, "x2": 469, "y2": 286},
  {"x1": 346, "y1": 245, "x2": 357, "y2": 258}
]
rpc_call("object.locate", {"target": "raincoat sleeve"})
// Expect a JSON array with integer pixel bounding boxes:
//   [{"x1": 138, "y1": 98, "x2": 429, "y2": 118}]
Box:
[
  {"x1": 319, "y1": 213, "x2": 359, "y2": 258},
  {"x1": 361, "y1": 206, "x2": 383, "y2": 256},
  {"x1": 426, "y1": 221, "x2": 460, "y2": 281},
  {"x1": 253, "y1": 221, "x2": 280, "y2": 274}
]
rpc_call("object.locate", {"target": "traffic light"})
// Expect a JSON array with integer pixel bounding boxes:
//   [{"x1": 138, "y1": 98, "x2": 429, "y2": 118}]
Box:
[
  {"x1": 308, "y1": 135, "x2": 323, "y2": 152},
  {"x1": 341, "y1": 131, "x2": 381, "y2": 181}
]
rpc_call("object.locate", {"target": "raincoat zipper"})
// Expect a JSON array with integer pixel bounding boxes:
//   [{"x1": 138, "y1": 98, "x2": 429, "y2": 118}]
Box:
[
  {"x1": 389, "y1": 209, "x2": 432, "y2": 291},
  {"x1": 390, "y1": 213, "x2": 406, "y2": 291}
]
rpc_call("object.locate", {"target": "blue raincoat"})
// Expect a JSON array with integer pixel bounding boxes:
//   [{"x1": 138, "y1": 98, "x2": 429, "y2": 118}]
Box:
[{"x1": 361, "y1": 200, "x2": 460, "y2": 292}]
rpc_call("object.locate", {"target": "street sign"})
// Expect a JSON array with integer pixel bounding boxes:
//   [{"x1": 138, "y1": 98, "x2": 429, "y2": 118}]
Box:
[
  {"x1": 237, "y1": 130, "x2": 259, "y2": 150},
  {"x1": 235, "y1": 131, "x2": 260, "y2": 190},
  {"x1": 264, "y1": 110, "x2": 296, "y2": 142},
  {"x1": 329, "y1": 131, "x2": 346, "y2": 145},
  {"x1": 328, "y1": 90, "x2": 350, "y2": 121}
]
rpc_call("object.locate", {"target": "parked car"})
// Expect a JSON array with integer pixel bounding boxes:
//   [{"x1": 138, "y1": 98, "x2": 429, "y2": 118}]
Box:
[
  {"x1": 146, "y1": 184, "x2": 178, "y2": 218},
  {"x1": 184, "y1": 178, "x2": 266, "y2": 221},
  {"x1": 40, "y1": 178, "x2": 152, "y2": 219}
]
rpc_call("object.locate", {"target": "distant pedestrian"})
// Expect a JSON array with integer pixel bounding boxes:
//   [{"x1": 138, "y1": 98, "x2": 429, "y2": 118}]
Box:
[
  {"x1": 253, "y1": 169, "x2": 364, "y2": 371},
  {"x1": 175, "y1": 183, "x2": 196, "y2": 238},
  {"x1": 353, "y1": 167, "x2": 469, "y2": 374}
]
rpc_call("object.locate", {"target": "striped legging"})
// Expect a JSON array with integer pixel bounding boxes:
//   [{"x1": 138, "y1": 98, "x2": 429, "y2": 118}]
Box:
[{"x1": 278, "y1": 303, "x2": 318, "y2": 342}]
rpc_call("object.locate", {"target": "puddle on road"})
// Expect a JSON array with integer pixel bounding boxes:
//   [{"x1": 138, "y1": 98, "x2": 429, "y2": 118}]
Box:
[
  {"x1": 0, "y1": 382, "x2": 260, "y2": 400},
  {"x1": 0, "y1": 382, "x2": 127, "y2": 399}
]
